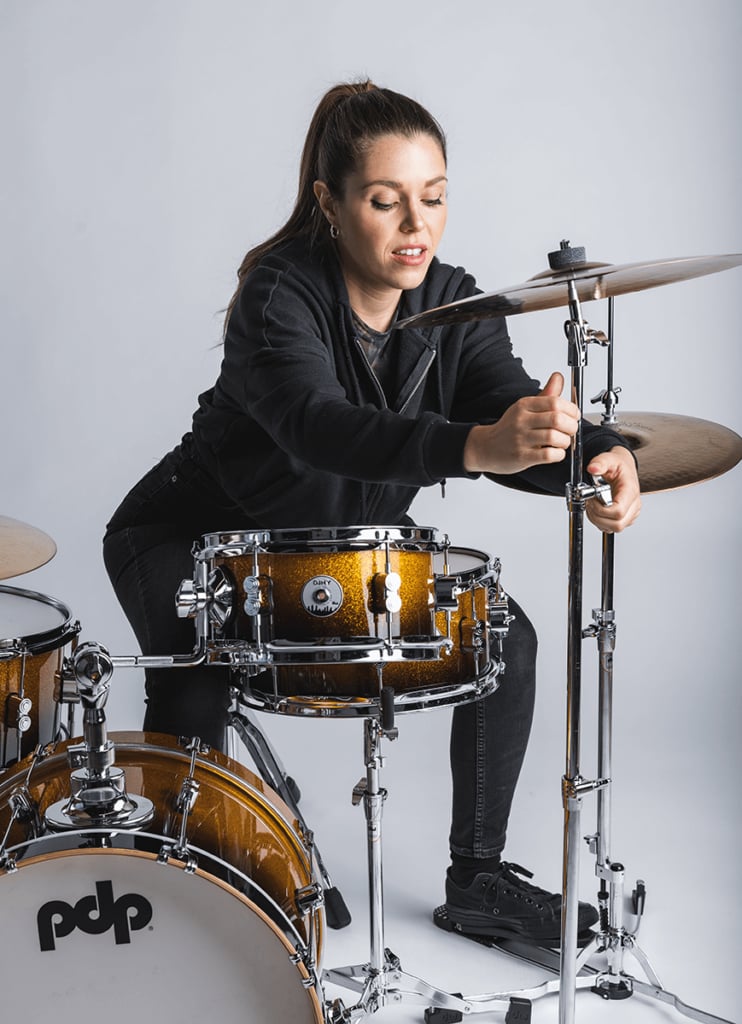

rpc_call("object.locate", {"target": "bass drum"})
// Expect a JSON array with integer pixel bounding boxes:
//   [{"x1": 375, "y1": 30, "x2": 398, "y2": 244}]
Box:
[{"x1": 0, "y1": 733, "x2": 324, "y2": 1022}]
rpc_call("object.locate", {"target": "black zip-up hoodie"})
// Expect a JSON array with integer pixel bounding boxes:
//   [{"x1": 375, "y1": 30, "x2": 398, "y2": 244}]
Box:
[{"x1": 190, "y1": 236, "x2": 628, "y2": 528}]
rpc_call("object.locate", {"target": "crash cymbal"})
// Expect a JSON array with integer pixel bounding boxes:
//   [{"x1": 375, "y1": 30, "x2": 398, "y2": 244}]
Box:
[
  {"x1": 397, "y1": 253, "x2": 742, "y2": 328},
  {"x1": 585, "y1": 412, "x2": 742, "y2": 493},
  {"x1": 0, "y1": 516, "x2": 57, "y2": 580}
]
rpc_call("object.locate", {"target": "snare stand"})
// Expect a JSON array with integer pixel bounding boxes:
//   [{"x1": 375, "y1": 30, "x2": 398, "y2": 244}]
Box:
[{"x1": 323, "y1": 692, "x2": 546, "y2": 1023}]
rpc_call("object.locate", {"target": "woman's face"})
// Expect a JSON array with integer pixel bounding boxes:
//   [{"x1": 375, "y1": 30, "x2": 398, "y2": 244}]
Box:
[{"x1": 315, "y1": 132, "x2": 448, "y2": 321}]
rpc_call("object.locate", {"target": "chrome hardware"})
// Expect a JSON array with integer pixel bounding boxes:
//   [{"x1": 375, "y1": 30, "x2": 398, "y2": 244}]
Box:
[
  {"x1": 177, "y1": 569, "x2": 233, "y2": 626},
  {"x1": 206, "y1": 567, "x2": 234, "y2": 627},
  {"x1": 295, "y1": 882, "x2": 324, "y2": 917},
  {"x1": 6, "y1": 693, "x2": 33, "y2": 733},
  {"x1": 590, "y1": 473, "x2": 614, "y2": 507},
  {"x1": 460, "y1": 617, "x2": 486, "y2": 652},
  {"x1": 369, "y1": 572, "x2": 401, "y2": 615},
  {"x1": 434, "y1": 577, "x2": 459, "y2": 611},
  {"x1": 243, "y1": 575, "x2": 263, "y2": 616},
  {"x1": 172, "y1": 737, "x2": 209, "y2": 862},
  {"x1": 175, "y1": 578, "x2": 207, "y2": 619},
  {"x1": 562, "y1": 774, "x2": 610, "y2": 801},
  {"x1": 45, "y1": 642, "x2": 154, "y2": 831}
]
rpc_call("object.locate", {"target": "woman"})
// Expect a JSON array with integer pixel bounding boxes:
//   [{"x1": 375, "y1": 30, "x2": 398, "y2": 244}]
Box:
[{"x1": 103, "y1": 80, "x2": 641, "y2": 945}]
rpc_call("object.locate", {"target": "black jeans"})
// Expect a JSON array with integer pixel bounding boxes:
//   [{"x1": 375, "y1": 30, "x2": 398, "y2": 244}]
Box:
[{"x1": 103, "y1": 445, "x2": 537, "y2": 859}]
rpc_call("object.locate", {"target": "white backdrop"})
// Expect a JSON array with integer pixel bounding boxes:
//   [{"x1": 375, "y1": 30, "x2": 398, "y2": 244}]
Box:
[{"x1": 2, "y1": 2, "x2": 740, "y2": 1020}]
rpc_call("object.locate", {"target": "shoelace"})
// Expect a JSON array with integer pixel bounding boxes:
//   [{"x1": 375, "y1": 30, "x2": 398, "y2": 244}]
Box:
[{"x1": 494, "y1": 862, "x2": 562, "y2": 910}]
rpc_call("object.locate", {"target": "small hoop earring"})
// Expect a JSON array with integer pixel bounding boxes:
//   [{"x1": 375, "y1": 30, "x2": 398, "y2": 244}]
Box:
[{"x1": 330, "y1": 224, "x2": 339, "y2": 240}]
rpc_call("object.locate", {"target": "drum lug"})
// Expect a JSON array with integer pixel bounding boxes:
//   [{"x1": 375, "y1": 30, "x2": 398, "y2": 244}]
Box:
[
  {"x1": 5, "y1": 693, "x2": 33, "y2": 734},
  {"x1": 0, "y1": 851, "x2": 18, "y2": 872},
  {"x1": 57, "y1": 655, "x2": 81, "y2": 705},
  {"x1": 157, "y1": 842, "x2": 198, "y2": 873},
  {"x1": 167, "y1": 737, "x2": 210, "y2": 865},
  {"x1": 243, "y1": 574, "x2": 272, "y2": 617},
  {"x1": 460, "y1": 618, "x2": 486, "y2": 653},
  {"x1": 369, "y1": 572, "x2": 402, "y2": 615},
  {"x1": 487, "y1": 588, "x2": 513, "y2": 637},
  {"x1": 434, "y1": 577, "x2": 459, "y2": 611},
  {"x1": 289, "y1": 944, "x2": 321, "y2": 991},
  {"x1": 295, "y1": 881, "x2": 324, "y2": 917},
  {"x1": 3, "y1": 782, "x2": 43, "y2": 843}
]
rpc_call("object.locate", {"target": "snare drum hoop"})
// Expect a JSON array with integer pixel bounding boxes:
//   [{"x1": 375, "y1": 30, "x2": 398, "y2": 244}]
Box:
[
  {"x1": 1, "y1": 836, "x2": 324, "y2": 1022},
  {"x1": 0, "y1": 585, "x2": 79, "y2": 657},
  {"x1": 197, "y1": 524, "x2": 441, "y2": 560},
  {"x1": 238, "y1": 670, "x2": 501, "y2": 719}
]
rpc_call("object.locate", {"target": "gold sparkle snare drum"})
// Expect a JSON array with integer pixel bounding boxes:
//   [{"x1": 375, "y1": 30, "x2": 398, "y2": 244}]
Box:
[{"x1": 178, "y1": 527, "x2": 510, "y2": 717}]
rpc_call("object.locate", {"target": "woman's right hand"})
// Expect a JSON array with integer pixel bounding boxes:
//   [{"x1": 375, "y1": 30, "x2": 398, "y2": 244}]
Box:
[{"x1": 463, "y1": 371, "x2": 580, "y2": 475}]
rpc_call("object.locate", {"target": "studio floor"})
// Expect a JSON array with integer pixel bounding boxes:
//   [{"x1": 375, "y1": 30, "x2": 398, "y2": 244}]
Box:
[{"x1": 243, "y1": 707, "x2": 738, "y2": 1024}]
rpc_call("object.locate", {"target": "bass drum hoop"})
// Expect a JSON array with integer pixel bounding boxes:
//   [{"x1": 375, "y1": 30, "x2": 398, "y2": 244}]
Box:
[{"x1": 1, "y1": 835, "x2": 324, "y2": 1022}]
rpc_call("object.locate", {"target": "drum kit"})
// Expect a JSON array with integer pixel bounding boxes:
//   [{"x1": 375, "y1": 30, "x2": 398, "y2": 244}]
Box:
[{"x1": 1, "y1": 244, "x2": 741, "y2": 1023}]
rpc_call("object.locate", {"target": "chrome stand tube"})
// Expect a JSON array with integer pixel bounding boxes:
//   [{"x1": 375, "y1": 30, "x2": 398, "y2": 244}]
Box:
[
  {"x1": 323, "y1": 714, "x2": 543, "y2": 1021},
  {"x1": 559, "y1": 275, "x2": 591, "y2": 1024},
  {"x1": 489, "y1": 265, "x2": 733, "y2": 1023},
  {"x1": 363, "y1": 718, "x2": 386, "y2": 974}
]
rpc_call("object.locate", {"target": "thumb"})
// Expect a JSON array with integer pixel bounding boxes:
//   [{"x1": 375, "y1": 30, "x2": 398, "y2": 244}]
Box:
[{"x1": 539, "y1": 371, "x2": 565, "y2": 398}]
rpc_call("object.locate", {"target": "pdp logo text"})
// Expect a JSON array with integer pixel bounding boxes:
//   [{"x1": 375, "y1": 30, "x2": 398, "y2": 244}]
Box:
[{"x1": 37, "y1": 880, "x2": 153, "y2": 951}]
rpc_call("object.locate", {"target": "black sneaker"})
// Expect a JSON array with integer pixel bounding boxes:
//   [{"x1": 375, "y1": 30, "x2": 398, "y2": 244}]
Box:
[{"x1": 444, "y1": 861, "x2": 598, "y2": 945}]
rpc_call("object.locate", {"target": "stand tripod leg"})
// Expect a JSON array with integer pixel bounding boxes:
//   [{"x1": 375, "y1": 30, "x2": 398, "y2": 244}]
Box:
[{"x1": 229, "y1": 705, "x2": 351, "y2": 929}]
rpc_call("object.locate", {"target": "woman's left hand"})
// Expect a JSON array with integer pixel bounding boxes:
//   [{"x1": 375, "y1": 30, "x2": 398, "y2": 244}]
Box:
[{"x1": 585, "y1": 446, "x2": 642, "y2": 533}]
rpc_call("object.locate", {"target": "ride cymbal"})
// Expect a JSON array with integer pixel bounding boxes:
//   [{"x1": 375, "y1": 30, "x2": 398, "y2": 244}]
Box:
[
  {"x1": 397, "y1": 253, "x2": 742, "y2": 328},
  {"x1": 585, "y1": 412, "x2": 742, "y2": 494},
  {"x1": 0, "y1": 516, "x2": 57, "y2": 580}
]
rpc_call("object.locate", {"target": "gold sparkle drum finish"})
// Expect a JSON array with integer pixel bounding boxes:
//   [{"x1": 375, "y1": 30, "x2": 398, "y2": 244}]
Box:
[
  {"x1": 180, "y1": 526, "x2": 509, "y2": 717},
  {"x1": 0, "y1": 586, "x2": 80, "y2": 766},
  {"x1": 0, "y1": 732, "x2": 324, "y2": 1021}
]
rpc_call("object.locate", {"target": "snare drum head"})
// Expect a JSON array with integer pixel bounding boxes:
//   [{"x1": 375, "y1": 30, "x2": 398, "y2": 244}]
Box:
[
  {"x1": 0, "y1": 586, "x2": 72, "y2": 649},
  {"x1": 0, "y1": 845, "x2": 323, "y2": 1021}
]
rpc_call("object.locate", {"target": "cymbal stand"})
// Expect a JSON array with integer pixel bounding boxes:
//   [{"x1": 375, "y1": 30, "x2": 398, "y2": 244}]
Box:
[
  {"x1": 493, "y1": 260, "x2": 732, "y2": 1023},
  {"x1": 571, "y1": 298, "x2": 732, "y2": 1022}
]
